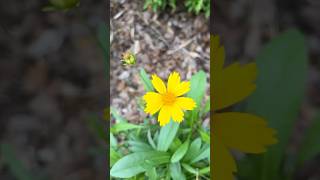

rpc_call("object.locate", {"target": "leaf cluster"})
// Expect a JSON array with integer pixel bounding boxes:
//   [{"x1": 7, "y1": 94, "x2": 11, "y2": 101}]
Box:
[{"x1": 144, "y1": 0, "x2": 210, "y2": 17}]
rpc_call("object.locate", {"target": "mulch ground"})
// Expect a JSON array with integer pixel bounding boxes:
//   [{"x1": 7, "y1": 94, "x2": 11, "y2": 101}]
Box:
[{"x1": 110, "y1": 0, "x2": 210, "y2": 124}]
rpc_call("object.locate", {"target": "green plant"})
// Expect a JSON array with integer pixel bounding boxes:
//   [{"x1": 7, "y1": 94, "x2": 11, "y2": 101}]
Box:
[
  {"x1": 234, "y1": 30, "x2": 320, "y2": 180},
  {"x1": 185, "y1": 0, "x2": 210, "y2": 16},
  {"x1": 0, "y1": 144, "x2": 48, "y2": 180},
  {"x1": 144, "y1": 0, "x2": 210, "y2": 17},
  {"x1": 110, "y1": 69, "x2": 210, "y2": 179},
  {"x1": 42, "y1": 0, "x2": 80, "y2": 11}
]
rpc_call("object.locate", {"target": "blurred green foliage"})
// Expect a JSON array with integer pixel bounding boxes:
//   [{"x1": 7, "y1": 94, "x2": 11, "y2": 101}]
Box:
[
  {"x1": 0, "y1": 144, "x2": 47, "y2": 180},
  {"x1": 43, "y1": 0, "x2": 80, "y2": 11},
  {"x1": 235, "y1": 29, "x2": 320, "y2": 180},
  {"x1": 144, "y1": 0, "x2": 210, "y2": 17}
]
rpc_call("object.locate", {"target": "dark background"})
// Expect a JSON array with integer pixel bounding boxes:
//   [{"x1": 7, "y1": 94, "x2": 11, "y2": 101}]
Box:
[{"x1": 0, "y1": 0, "x2": 107, "y2": 180}]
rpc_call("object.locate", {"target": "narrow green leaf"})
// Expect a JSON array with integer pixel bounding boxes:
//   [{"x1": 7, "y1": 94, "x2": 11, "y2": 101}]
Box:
[
  {"x1": 202, "y1": 99, "x2": 210, "y2": 116},
  {"x1": 181, "y1": 163, "x2": 197, "y2": 174},
  {"x1": 187, "y1": 70, "x2": 207, "y2": 109},
  {"x1": 147, "y1": 130, "x2": 157, "y2": 149},
  {"x1": 157, "y1": 120, "x2": 179, "y2": 152},
  {"x1": 191, "y1": 144, "x2": 210, "y2": 163},
  {"x1": 199, "y1": 166, "x2": 210, "y2": 175},
  {"x1": 146, "y1": 167, "x2": 157, "y2": 180},
  {"x1": 110, "y1": 151, "x2": 170, "y2": 178},
  {"x1": 111, "y1": 122, "x2": 142, "y2": 133},
  {"x1": 128, "y1": 141, "x2": 153, "y2": 152},
  {"x1": 199, "y1": 129, "x2": 210, "y2": 144},
  {"x1": 246, "y1": 29, "x2": 307, "y2": 180},
  {"x1": 110, "y1": 148, "x2": 121, "y2": 166},
  {"x1": 298, "y1": 113, "x2": 320, "y2": 164},
  {"x1": 171, "y1": 140, "x2": 189, "y2": 163},
  {"x1": 169, "y1": 138, "x2": 182, "y2": 152},
  {"x1": 97, "y1": 23, "x2": 109, "y2": 62},
  {"x1": 49, "y1": 0, "x2": 80, "y2": 9},
  {"x1": 170, "y1": 163, "x2": 186, "y2": 180},
  {"x1": 139, "y1": 69, "x2": 154, "y2": 92},
  {"x1": 184, "y1": 138, "x2": 202, "y2": 162},
  {"x1": 110, "y1": 132, "x2": 117, "y2": 148},
  {"x1": 97, "y1": 23, "x2": 109, "y2": 78}
]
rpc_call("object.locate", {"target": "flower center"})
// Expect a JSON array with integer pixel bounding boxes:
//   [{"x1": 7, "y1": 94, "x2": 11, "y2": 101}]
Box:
[{"x1": 162, "y1": 92, "x2": 176, "y2": 105}]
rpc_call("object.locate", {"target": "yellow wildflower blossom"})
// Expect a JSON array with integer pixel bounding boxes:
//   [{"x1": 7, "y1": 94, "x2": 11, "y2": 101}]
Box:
[
  {"x1": 143, "y1": 72, "x2": 196, "y2": 126},
  {"x1": 211, "y1": 35, "x2": 277, "y2": 180},
  {"x1": 121, "y1": 51, "x2": 136, "y2": 65}
]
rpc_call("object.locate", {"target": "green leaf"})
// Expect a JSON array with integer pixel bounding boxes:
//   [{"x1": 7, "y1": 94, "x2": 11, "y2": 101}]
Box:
[
  {"x1": 1, "y1": 144, "x2": 35, "y2": 180},
  {"x1": 202, "y1": 99, "x2": 210, "y2": 116},
  {"x1": 157, "y1": 120, "x2": 179, "y2": 152},
  {"x1": 171, "y1": 140, "x2": 189, "y2": 163},
  {"x1": 246, "y1": 29, "x2": 307, "y2": 180},
  {"x1": 199, "y1": 166, "x2": 210, "y2": 175},
  {"x1": 111, "y1": 122, "x2": 142, "y2": 133},
  {"x1": 191, "y1": 144, "x2": 210, "y2": 163},
  {"x1": 181, "y1": 163, "x2": 197, "y2": 174},
  {"x1": 110, "y1": 133, "x2": 117, "y2": 148},
  {"x1": 187, "y1": 70, "x2": 207, "y2": 109},
  {"x1": 146, "y1": 167, "x2": 157, "y2": 180},
  {"x1": 128, "y1": 141, "x2": 153, "y2": 152},
  {"x1": 195, "y1": 0, "x2": 204, "y2": 13},
  {"x1": 97, "y1": 23, "x2": 109, "y2": 78},
  {"x1": 169, "y1": 0, "x2": 176, "y2": 9},
  {"x1": 169, "y1": 138, "x2": 182, "y2": 152},
  {"x1": 298, "y1": 113, "x2": 320, "y2": 164},
  {"x1": 186, "y1": 71, "x2": 207, "y2": 125},
  {"x1": 49, "y1": 0, "x2": 80, "y2": 9},
  {"x1": 147, "y1": 130, "x2": 157, "y2": 149},
  {"x1": 184, "y1": 138, "x2": 202, "y2": 162},
  {"x1": 110, "y1": 148, "x2": 121, "y2": 166},
  {"x1": 139, "y1": 68, "x2": 154, "y2": 92},
  {"x1": 110, "y1": 151, "x2": 170, "y2": 178},
  {"x1": 169, "y1": 163, "x2": 186, "y2": 180},
  {"x1": 199, "y1": 129, "x2": 210, "y2": 144}
]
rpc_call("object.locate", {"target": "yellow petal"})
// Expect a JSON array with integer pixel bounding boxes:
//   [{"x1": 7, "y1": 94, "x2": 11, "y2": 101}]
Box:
[
  {"x1": 170, "y1": 104, "x2": 184, "y2": 123},
  {"x1": 212, "y1": 35, "x2": 257, "y2": 111},
  {"x1": 151, "y1": 74, "x2": 166, "y2": 94},
  {"x1": 167, "y1": 72, "x2": 180, "y2": 93},
  {"x1": 212, "y1": 134, "x2": 237, "y2": 180},
  {"x1": 213, "y1": 62, "x2": 257, "y2": 111},
  {"x1": 214, "y1": 112, "x2": 277, "y2": 153},
  {"x1": 158, "y1": 106, "x2": 171, "y2": 126},
  {"x1": 174, "y1": 81, "x2": 191, "y2": 96},
  {"x1": 175, "y1": 97, "x2": 196, "y2": 110},
  {"x1": 143, "y1": 92, "x2": 163, "y2": 115}
]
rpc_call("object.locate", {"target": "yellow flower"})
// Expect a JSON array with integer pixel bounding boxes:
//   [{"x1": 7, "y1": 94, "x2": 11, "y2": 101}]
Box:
[
  {"x1": 121, "y1": 51, "x2": 136, "y2": 66},
  {"x1": 143, "y1": 72, "x2": 196, "y2": 126},
  {"x1": 211, "y1": 35, "x2": 277, "y2": 180}
]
